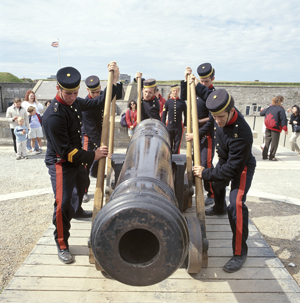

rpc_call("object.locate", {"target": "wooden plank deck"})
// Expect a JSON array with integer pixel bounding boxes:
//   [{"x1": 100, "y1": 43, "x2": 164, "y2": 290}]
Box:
[{"x1": 1, "y1": 181, "x2": 300, "y2": 302}]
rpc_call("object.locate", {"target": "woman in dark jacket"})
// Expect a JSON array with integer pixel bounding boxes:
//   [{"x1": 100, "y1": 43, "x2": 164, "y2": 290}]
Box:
[
  {"x1": 289, "y1": 105, "x2": 300, "y2": 153},
  {"x1": 260, "y1": 96, "x2": 288, "y2": 161}
]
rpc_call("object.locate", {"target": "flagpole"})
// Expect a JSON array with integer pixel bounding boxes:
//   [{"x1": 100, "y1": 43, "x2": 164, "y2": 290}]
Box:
[{"x1": 58, "y1": 38, "x2": 61, "y2": 69}]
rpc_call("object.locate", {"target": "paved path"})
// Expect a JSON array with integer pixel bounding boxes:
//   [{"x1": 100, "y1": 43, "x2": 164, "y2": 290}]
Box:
[
  {"x1": 1, "y1": 145, "x2": 299, "y2": 205},
  {"x1": 1, "y1": 144, "x2": 300, "y2": 302}
]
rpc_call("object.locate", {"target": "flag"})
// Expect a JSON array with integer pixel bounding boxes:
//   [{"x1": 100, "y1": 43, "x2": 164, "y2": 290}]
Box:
[{"x1": 51, "y1": 41, "x2": 58, "y2": 48}]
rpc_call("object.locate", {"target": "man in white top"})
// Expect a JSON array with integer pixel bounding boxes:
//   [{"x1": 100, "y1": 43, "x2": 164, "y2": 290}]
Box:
[{"x1": 6, "y1": 97, "x2": 29, "y2": 154}]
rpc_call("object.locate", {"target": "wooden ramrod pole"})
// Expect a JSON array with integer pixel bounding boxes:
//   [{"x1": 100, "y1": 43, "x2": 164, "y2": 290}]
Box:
[
  {"x1": 105, "y1": 95, "x2": 117, "y2": 202},
  {"x1": 89, "y1": 68, "x2": 114, "y2": 267},
  {"x1": 186, "y1": 75, "x2": 193, "y2": 208},
  {"x1": 137, "y1": 75, "x2": 142, "y2": 124},
  {"x1": 190, "y1": 75, "x2": 207, "y2": 238},
  {"x1": 92, "y1": 69, "x2": 114, "y2": 219}
]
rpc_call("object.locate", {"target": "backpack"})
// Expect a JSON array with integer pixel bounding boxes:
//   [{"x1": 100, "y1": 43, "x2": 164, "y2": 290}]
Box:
[
  {"x1": 120, "y1": 109, "x2": 131, "y2": 127},
  {"x1": 29, "y1": 113, "x2": 42, "y2": 126}
]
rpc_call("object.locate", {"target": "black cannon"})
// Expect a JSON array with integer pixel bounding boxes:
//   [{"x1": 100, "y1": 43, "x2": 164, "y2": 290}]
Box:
[{"x1": 91, "y1": 119, "x2": 206, "y2": 286}]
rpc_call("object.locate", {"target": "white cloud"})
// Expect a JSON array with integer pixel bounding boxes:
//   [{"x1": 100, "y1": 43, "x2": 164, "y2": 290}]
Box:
[{"x1": 0, "y1": 0, "x2": 299, "y2": 82}]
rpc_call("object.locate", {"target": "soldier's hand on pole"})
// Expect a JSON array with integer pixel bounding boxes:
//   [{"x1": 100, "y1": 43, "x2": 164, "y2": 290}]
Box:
[
  {"x1": 107, "y1": 61, "x2": 119, "y2": 85},
  {"x1": 184, "y1": 67, "x2": 192, "y2": 81},
  {"x1": 189, "y1": 74, "x2": 198, "y2": 86},
  {"x1": 94, "y1": 146, "x2": 108, "y2": 160},
  {"x1": 135, "y1": 71, "x2": 142, "y2": 79},
  {"x1": 186, "y1": 132, "x2": 193, "y2": 142},
  {"x1": 192, "y1": 165, "x2": 205, "y2": 179}
]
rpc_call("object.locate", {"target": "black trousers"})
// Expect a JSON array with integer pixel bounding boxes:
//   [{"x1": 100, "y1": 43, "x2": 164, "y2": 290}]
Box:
[
  {"x1": 263, "y1": 128, "x2": 280, "y2": 160},
  {"x1": 211, "y1": 164, "x2": 255, "y2": 256},
  {"x1": 10, "y1": 129, "x2": 17, "y2": 153},
  {"x1": 167, "y1": 123, "x2": 184, "y2": 154},
  {"x1": 200, "y1": 134, "x2": 215, "y2": 198},
  {"x1": 82, "y1": 134, "x2": 100, "y2": 180},
  {"x1": 82, "y1": 135, "x2": 94, "y2": 193},
  {"x1": 47, "y1": 161, "x2": 87, "y2": 250}
]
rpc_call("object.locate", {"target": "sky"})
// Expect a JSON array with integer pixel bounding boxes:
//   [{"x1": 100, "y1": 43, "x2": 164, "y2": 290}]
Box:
[{"x1": 0, "y1": 0, "x2": 300, "y2": 82}]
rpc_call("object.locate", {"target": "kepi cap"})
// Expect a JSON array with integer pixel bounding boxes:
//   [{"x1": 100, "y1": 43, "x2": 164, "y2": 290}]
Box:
[
  {"x1": 85, "y1": 75, "x2": 100, "y2": 91},
  {"x1": 143, "y1": 79, "x2": 156, "y2": 88},
  {"x1": 171, "y1": 84, "x2": 179, "y2": 90},
  {"x1": 197, "y1": 63, "x2": 214, "y2": 79},
  {"x1": 207, "y1": 89, "x2": 232, "y2": 115},
  {"x1": 57, "y1": 67, "x2": 81, "y2": 91}
]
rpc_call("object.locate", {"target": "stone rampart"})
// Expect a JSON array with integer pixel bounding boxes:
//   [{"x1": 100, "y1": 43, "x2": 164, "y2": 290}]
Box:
[
  {"x1": 121, "y1": 84, "x2": 300, "y2": 116},
  {"x1": 1, "y1": 82, "x2": 298, "y2": 150},
  {"x1": 0, "y1": 83, "x2": 35, "y2": 112},
  {"x1": 214, "y1": 85, "x2": 300, "y2": 115}
]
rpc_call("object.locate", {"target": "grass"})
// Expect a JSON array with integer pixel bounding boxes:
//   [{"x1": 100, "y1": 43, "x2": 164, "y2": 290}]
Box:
[
  {"x1": 155, "y1": 80, "x2": 300, "y2": 87},
  {"x1": 0, "y1": 72, "x2": 24, "y2": 83},
  {"x1": 1, "y1": 72, "x2": 299, "y2": 87}
]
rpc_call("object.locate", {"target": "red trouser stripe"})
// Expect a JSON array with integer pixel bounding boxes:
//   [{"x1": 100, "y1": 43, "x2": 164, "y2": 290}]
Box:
[
  {"x1": 55, "y1": 162, "x2": 67, "y2": 250},
  {"x1": 83, "y1": 135, "x2": 89, "y2": 151},
  {"x1": 206, "y1": 134, "x2": 214, "y2": 198},
  {"x1": 83, "y1": 135, "x2": 89, "y2": 193},
  {"x1": 235, "y1": 166, "x2": 247, "y2": 255}
]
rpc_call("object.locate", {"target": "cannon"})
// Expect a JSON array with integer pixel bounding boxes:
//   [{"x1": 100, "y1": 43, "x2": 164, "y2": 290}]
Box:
[{"x1": 91, "y1": 119, "x2": 207, "y2": 286}]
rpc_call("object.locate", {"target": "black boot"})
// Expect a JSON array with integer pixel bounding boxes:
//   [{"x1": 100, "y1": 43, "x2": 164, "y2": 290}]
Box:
[
  {"x1": 58, "y1": 248, "x2": 74, "y2": 264},
  {"x1": 73, "y1": 209, "x2": 93, "y2": 218},
  {"x1": 223, "y1": 255, "x2": 247, "y2": 273},
  {"x1": 205, "y1": 206, "x2": 227, "y2": 216}
]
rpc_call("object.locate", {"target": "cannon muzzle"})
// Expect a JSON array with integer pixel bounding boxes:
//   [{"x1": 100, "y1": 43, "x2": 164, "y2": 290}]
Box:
[{"x1": 91, "y1": 119, "x2": 190, "y2": 286}]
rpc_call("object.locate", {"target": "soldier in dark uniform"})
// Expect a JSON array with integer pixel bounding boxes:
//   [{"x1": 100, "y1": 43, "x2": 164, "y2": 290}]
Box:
[
  {"x1": 81, "y1": 76, "x2": 123, "y2": 200},
  {"x1": 135, "y1": 72, "x2": 160, "y2": 121},
  {"x1": 162, "y1": 84, "x2": 187, "y2": 154},
  {"x1": 193, "y1": 89, "x2": 256, "y2": 273},
  {"x1": 43, "y1": 63, "x2": 119, "y2": 264},
  {"x1": 81, "y1": 75, "x2": 103, "y2": 202},
  {"x1": 182, "y1": 63, "x2": 216, "y2": 205}
]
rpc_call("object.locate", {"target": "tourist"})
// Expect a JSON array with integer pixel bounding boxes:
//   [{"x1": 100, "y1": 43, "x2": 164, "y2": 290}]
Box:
[
  {"x1": 6, "y1": 97, "x2": 29, "y2": 154},
  {"x1": 22, "y1": 90, "x2": 43, "y2": 151},
  {"x1": 27, "y1": 106, "x2": 43, "y2": 154},
  {"x1": 14, "y1": 117, "x2": 28, "y2": 160},
  {"x1": 260, "y1": 96, "x2": 288, "y2": 161},
  {"x1": 155, "y1": 88, "x2": 166, "y2": 119},
  {"x1": 289, "y1": 105, "x2": 300, "y2": 154},
  {"x1": 126, "y1": 100, "x2": 137, "y2": 138}
]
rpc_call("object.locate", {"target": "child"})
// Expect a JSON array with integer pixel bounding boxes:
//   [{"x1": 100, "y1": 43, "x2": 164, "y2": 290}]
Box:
[
  {"x1": 27, "y1": 106, "x2": 43, "y2": 154},
  {"x1": 14, "y1": 117, "x2": 29, "y2": 160}
]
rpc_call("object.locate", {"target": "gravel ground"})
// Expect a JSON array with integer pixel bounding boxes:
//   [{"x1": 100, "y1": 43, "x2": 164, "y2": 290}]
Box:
[
  {"x1": 0, "y1": 145, "x2": 299, "y2": 292},
  {"x1": 0, "y1": 146, "x2": 53, "y2": 292}
]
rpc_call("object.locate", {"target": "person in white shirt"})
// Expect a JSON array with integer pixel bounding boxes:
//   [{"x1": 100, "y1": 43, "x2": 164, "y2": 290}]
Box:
[{"x1": 6, "y1": 97, "x2": 29, "y2": 154}]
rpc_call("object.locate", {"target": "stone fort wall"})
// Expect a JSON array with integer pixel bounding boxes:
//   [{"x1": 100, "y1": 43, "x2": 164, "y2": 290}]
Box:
[
  {"x1": 0, "y1": 83, "x2": 35, "y2": 112},
  {"x1": 1, "y1": 81, "x2": 299, "y2": 116}
]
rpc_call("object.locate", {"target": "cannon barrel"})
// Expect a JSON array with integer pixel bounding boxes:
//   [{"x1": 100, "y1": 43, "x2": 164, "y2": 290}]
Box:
[{"x1": 91, "y1": 119, "x2": 190, "y2": 286}]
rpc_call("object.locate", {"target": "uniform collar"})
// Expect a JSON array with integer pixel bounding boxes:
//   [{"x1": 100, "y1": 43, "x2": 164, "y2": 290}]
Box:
[
  {"x1": 143, "y1": 95, "x2": 156, "y2": 101},
  {"x1": 209, "y1": 84, "x2": 214, "y2": 89},
  {"x1": 226, "y1": 109, "x2": 238, "y2": 125},
  {"x1": 56, "y1": 93, "x2": 69, "y2": 106},
  {"x1": 171, "y1": 97, "x2": 179, "y2": 100},
  {"x1": 88, "y1": 94, "x2": 93, "y2": 99}
]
